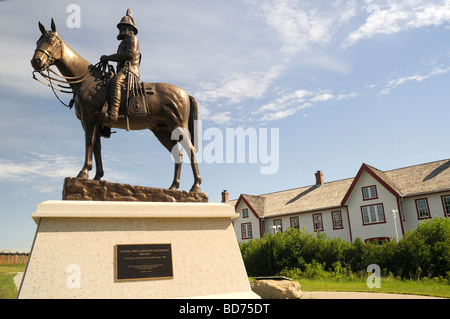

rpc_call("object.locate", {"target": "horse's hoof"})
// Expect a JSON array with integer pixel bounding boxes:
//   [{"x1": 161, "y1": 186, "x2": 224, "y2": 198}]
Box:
[
  {"x1": 77, "y1": 172, "x2": 89, "y2": 179},
  {"x1": 169, "y1": 182, "x2": 180, "y2": 190},
  {"x1": 93, "y1": 172, "x2": 104, "y2": 181},
  {"x1": 190, "y1": 185, "x2": 201, "y2": 193}
]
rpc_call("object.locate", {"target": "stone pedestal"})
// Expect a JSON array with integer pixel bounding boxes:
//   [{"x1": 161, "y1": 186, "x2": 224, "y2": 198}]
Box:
[{"x1": 18, "y1": 200, "x2": 259, "y2": 299}]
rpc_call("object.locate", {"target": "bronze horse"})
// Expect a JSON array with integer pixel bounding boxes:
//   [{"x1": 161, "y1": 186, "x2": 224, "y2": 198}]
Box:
[{"x1": 31, "y1": 20, "x2": 202, "y2": 192}]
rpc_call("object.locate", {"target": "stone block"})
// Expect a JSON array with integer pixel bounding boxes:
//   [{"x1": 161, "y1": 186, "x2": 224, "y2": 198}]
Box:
[
  {"x1": 62, "y1": 177, "x2": 208, "y2": 202},
  {"x1": 251, "y1": 279, "x2": 302, "y2": 299}
]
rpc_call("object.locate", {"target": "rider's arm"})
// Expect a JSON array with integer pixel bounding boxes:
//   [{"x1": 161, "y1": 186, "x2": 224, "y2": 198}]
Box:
[{"x1": 101, "y1": 35, "x2": 138, "y2": 62}]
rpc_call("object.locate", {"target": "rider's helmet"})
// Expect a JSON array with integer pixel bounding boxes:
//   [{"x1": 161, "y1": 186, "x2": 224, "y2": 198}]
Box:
[{"x1": 117, "y1": 9, "x2": 138, "y2": 35}]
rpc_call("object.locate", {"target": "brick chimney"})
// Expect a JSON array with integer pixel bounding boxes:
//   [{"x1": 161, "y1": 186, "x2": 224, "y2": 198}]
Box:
[
  {"x1": 315, "y1": 171, "x2": 323, "y2": 185},
  {"x1": 221, "y1": 190, "x2": 229, "y2": 203}
]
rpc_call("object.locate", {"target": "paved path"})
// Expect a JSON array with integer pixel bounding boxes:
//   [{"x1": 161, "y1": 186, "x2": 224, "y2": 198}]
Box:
[{"x1": 13, "y1": 272, "x2": 23, "y2": 290}]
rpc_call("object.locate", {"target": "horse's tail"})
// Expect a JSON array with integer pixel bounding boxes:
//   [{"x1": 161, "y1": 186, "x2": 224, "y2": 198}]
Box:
[{"x1": 188, "y1": 95, "x2": 198, "y2": 152}]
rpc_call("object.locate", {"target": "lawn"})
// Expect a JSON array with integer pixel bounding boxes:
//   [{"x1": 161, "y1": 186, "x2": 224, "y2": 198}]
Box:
[
  {"x1": 0, "y1": 264, "x2": 26, "y2": 299},
  {"x1": 298, "y1": 277, "x2": 450, "y2": 298}
]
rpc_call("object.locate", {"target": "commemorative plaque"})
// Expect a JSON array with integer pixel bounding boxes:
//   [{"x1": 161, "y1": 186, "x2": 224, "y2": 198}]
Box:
[{"x1": 115, "y1": 244, "x2": 173, "y2": 281}]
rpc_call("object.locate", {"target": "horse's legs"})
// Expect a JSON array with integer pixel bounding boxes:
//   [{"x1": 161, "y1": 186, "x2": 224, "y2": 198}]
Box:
[
  {"x1": 152, "y1": 128, "x2": 182, "y2": 190},
  {"x1": 184, "y1": 134, "x2": 202, "y2": 193},
  {"x1": 93, "y1": 127, "x2": 104, "y2": 180},
  {"x1": 170, "y1": 143, "x2": 183, "y2": 190},
  {"x1": 77, "y1": 120, "x2": 96, "y2": 179},
  {"x1": 171, "y1": 127, "x2": 202, "y2": 192}
]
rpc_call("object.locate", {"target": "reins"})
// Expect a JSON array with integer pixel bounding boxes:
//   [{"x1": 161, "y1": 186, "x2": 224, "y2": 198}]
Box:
[{"x1": 32, "y1": 61, "x2": 109, "y2": 109}]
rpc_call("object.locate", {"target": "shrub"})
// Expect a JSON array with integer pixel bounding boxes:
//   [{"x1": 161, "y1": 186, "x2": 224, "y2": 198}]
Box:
[{"x1": 240, "y1": 217, "x2": 450, "y2": 280}]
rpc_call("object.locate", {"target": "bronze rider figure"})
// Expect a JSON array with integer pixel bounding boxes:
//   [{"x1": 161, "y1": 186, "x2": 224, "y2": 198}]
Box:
[{"x1": 98, "y1": 9, "x2": 141, "y2": 122}]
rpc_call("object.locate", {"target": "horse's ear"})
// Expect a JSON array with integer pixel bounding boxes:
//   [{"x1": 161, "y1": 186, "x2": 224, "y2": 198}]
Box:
[
  {"x1": 51, "y1": 18, "x2": 56, "y2": 32},
  {"x1": 38, "y1": 21, "x2": 46, "y2": 34}
]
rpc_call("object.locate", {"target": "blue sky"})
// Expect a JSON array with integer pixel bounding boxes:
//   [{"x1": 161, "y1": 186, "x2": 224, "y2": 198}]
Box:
[{"x1": 1, "y1": 0, "x2": 450, "y2": 251}]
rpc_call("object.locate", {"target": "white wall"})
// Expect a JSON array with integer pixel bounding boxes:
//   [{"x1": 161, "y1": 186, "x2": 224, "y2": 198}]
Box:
[
  {"x1": 345, "y1": 171, "x2": 402, "y2": 242},
  {"x1": 260, "y1": 207, "x2": 351, "y2": 242},
  {"x1": 401, "y1": 192, "x2": 450, "y2": 232},
  {"x1": 233, "y1": 200, "x2": 261, "y2": 242}
]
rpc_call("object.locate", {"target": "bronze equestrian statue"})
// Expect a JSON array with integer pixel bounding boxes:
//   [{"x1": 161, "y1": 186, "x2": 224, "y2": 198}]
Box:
[{"x1": 31, "y1": 11, "x2": 202, "y2": 193}]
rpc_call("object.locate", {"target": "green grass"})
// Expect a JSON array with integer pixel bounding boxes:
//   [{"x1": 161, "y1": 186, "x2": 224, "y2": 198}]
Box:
[
  {"x1": 297, "y1": 277, "x2": 450, "y2": 298},
  {"x1": 0, "y1": 264, "x2": 26, "y2": 299}
]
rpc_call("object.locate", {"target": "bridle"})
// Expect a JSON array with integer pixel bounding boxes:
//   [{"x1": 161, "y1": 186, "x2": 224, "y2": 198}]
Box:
[{"x1": 32, "y1": 31, "x2": 105, "y2": 109}]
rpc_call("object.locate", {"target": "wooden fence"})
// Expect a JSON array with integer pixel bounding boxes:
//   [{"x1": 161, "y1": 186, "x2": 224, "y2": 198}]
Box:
[{"x1": 0, "y1": 253, "x2": 29, "y2": 265}]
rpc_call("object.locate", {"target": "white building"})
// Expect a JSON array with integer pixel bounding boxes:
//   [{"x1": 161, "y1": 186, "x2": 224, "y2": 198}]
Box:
[{"x1": 224, "y1": 159, "x2": 450, "y2": 243}]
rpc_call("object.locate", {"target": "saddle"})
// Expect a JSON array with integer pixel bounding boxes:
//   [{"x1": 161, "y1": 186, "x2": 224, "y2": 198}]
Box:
[
  {"x1": 126, "y1": 80, "x2": 153, "y2": 117},
  {"x1": 98, "y1": 68, "x2": 153, "y2": 136}
]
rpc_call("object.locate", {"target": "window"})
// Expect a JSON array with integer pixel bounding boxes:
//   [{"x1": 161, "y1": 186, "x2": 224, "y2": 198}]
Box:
[
  {"x1": 242, "y1": 208, "x2": 249, "y2": 218},
  {"x1": 273, "y1": 219, "x2": 282, "y2": 233},
  {"x1": 260, "y1": 219, "x2": 265, "y2": 235},
  {"x1": 313, "y1": 214, "x2": 323, "y2": 231},
  {"x1": 365, "y1": 237, "x2": 390, "y2": 245},
  {"x1": 290, "y1": 217, "x2": 299, "y2": 229},
  {"x1": 442, "y1": 195, "x2": 450, "y2": 217},
  {"x1": 241, "y1": 223, "x2": 252, "y2": 239},
  {"x1": 361, "y1": 204, "x2": 385, "y2": 225},
  {"x1": 332, "y1": 211, "x2": 343, "y2": 230},
  {"x1": 362, "y1": 186, "x2": 378, "y2": 200},
  {"x1": 416, "y1": 199, "x2": 430, "y2": 219}
]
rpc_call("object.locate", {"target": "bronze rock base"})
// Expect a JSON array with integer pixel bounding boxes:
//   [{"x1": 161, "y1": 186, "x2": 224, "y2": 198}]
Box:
[{"x1": 62, "y1": 177, "x2": 208, "y2": 203}]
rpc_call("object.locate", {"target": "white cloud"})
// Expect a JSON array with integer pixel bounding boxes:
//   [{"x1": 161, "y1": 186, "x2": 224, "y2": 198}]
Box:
[
  {"x1": 196, "y1": 65, "x2": 283, "y2": 105},
  {"x1": 380, "y1": 66, "x2": 450, "y2": 95},
  {"x1": 257, "y1": 0, "x2": 358, "y2": 54},
  {"x1": 344, "y1": 0, "x2": 450, "y2": 48},
  {"x1": 337, "y1": 92, "x2": 359, "y2": 100},
  {"x1": 310, "y1": 92, "x2": 335, "y2": 103},
  {"x1": 254, "y1": 87, "x2": 360, "y2": 122},
  {"x1": 0, "y1": 152, "x2": 138, "y2": 193},
  {"x1": 0, "y1": 153, "x2": 77, "y2": 183}
]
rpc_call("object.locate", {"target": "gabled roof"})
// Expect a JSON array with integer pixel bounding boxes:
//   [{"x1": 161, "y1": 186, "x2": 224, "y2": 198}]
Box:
[
  {"x1": 341, "y1": 163, "x2": 402, "y2": 205},
  {"x1": 230, "y1": 159, "x2": 450, "y2": 219},
  {"x1": 235, "y1": 194, "x2": 265, "y2": 218}
]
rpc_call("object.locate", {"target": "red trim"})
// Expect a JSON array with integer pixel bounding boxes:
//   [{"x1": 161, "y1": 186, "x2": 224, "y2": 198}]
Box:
[
  {"x1": 360, "y1": 203, "x2": 387, "y2": 226},
  {"x1": 441, "y1": 194, "x2": 450, "y2": 217},
  {"x1": 241, "y1": 222, "x2": 252, "y2": 240},
  {"x1": 396, "y1": 198, "x2": 405, "y2": 236},
  {"x1": 235, "y1": 195, "x2": 260, "y2": 219},
  {"x1": 415, "y1": 198, "x2": 431, "y2": 220},
  {"x1": 345, "y1": 206, "x2": 353, "y2": 242},
  {"x1": 331, "y1": 211, "x2": 344, "y2": 230},
  {"x1": 362, "y1": 185, "x2": 378, "y2": 201},
  {"x1": 365, "y1": 237, "x2": 390, "y2": 244},
  {"x1": 312, "y1": 213, "x2": 323, "y2": 231},
  {"x1": 242, "y1": 208, "x2": 249, "y2": 218},
  {"x1": 290, "y1": 216, "x2": 299, "y2": 229},
  {"x1": 273, "y1": 219, "x2": 283, "y2": 233},
  {"x1": 403, "y1": 189, "x2": 450, "y2": 199},
  {"x1": 342, "y1": 164, "x2": 400, "y2": 206},
  {"x1": 260, "y1": 219, "x2": 265, "y2": 238}
]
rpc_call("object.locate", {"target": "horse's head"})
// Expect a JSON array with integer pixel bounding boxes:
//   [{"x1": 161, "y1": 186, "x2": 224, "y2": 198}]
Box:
[{"x1": 31, "y1": 19, "x2": 63, "y2": 71}]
